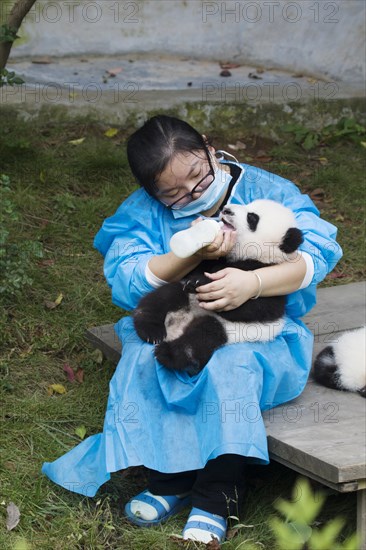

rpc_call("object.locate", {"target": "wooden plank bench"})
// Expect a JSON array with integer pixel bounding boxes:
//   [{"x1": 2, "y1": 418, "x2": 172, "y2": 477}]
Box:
[{"x1": 86, "y1": 281, "x2": 366, "y2": 548}]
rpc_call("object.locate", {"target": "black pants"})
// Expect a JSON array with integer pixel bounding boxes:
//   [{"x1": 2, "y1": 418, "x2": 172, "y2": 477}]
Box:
[{"x1": 148, "y1": 454, "x2": 247, "y2": 517}]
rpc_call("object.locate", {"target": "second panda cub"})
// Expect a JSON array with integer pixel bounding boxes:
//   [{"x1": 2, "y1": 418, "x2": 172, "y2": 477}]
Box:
[{"x1": 133, "y1": 199, "x2": 304, "y2": 375}]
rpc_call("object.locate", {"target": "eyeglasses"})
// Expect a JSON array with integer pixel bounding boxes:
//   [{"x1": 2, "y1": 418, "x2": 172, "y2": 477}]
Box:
[{"x1": 157, "y1": 153, "x2": 215, "y2": 210}]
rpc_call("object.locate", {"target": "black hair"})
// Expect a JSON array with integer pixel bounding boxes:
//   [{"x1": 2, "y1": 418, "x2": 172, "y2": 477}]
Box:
[{"x1": 127, "y1": 115, "x2": 209, "y2": 196}]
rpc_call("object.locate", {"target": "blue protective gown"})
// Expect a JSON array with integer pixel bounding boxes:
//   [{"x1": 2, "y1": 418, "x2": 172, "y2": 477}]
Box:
[{"x1": 42, "y1": 162, "x2": 342, "y2": 497}]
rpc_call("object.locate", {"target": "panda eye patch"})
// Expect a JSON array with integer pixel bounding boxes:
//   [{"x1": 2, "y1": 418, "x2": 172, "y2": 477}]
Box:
[{"x1": 247, "y1": 212, "x2": 259, "y2": 232}]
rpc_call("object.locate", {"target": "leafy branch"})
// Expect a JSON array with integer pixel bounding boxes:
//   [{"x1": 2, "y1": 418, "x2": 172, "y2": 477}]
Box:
[
  {"x1": 0, "y1": 68, "x2": 24, "y2": 87},
  {"x1": 270, "y1": 478, "x2": 359, "y2": 549},
  {"x1": 0, "y1": 24, "x2": 20, "y2": 43},
  {"x1": 0, "y1": 0, "x2": 38, "y2": 86}
]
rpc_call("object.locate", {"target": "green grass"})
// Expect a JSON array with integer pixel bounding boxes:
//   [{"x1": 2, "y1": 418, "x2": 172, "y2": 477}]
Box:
[{"x1": 0, "y1": 108, "x2": 364, "y2": 549}]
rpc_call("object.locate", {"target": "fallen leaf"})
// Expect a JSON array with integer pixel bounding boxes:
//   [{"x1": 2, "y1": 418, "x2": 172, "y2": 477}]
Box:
[
  {"x1": 104, "y1": 128, "x2": 119, "y2": 138},
  {"x1": 68, "y1": 138, "x2": 85, "y2": 145},
  {"x1": 107, "y1": 67, "x2": 123, "y2": 77},
  {"x1": 47, "y1": 384, "x2": 67, "y2": 396},
  {"x1": 310, "y1": 188, "x2": 325, "y2": 201},
  {"x1": 39, "y1": 171, "x2": 46, "y2": 183},
  {"x1": 255, "y1": 150, "x2": 273, "y2": 162},
  {"x1": 63, "y1": 363, "x2": 75, "y2": 382},
  {"x1": 235, "y1": 140, "x2": 246, "y2": 150},
  {"x1": 45, "y1": 292, "x2": 63, "y2": 309},
  {"x1": 307, "y1": 77, "x2": 318, "y2": 84},
  {"x1": 75, "y1": 425, "x2": 86, "y2": 440},
  {"x1": 75, "y1": 368, "x2": 84, "y2": 384},
  {"x1": 248, "y1": 72, "x2": 262, "y2": 80},
  {"x1": 317, "y1": 157, "x2": 328, "y2": 165},
  {"x1": 91, "y1": 349, "x2": 104, "y2": 364},
  {"x1": 54, "y1": 293, "x2": 63, "y2": 306},
  {"x1": 39, "y1": 259, "x2": 55, "y2": 268},
  {"x1": 255, "y1": 155, "x2": 273, "y2": 163},
  {"x1": 31, "y1": 56, "x2": 52, "y2": 64},
  {"x1": 6, "y1": 502, "x2": 20, "y2": 531},
  {"x1": 361, "y1": 141, "x2": 366, "y2": 148},
  {"x1": 228, "y1": 141, "x2": 246, "y2": 151},
  {"x1": 219, "y1": 61, "x2": 241, "y2": 69},
  {"x1": 327, "y1": 271, "x2": 347, "y2": 279},
  {"x1": 334, "y1": 214, "x2": 344, "y2": 222}
]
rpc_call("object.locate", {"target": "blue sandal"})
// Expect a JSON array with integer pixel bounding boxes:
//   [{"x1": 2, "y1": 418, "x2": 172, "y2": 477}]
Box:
[
  {"x1": 124, "y1": 489, "x2": 191, "y2": 527},
  {"x1": 183, "y1": 507, "x2": 227, "y2": 544}
]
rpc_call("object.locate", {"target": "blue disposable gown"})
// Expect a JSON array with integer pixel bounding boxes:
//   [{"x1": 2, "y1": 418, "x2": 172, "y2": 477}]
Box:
[{"x1": 42, "y1": 163, "x2": 342, "y2": 497}]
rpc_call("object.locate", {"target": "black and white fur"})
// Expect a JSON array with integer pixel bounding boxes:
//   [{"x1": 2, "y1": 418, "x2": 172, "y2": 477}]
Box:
[
  {"x1": 133, "y1": 199, "x2": 303, "y2": 375},
  {"x1": 313, "y1": 326, "x2": 366, "y2": 397}
]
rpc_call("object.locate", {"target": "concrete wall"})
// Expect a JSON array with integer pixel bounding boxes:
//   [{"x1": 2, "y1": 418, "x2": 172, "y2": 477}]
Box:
[{"x1": 5, "y1": 0, "x2": 365, "y2": 82}]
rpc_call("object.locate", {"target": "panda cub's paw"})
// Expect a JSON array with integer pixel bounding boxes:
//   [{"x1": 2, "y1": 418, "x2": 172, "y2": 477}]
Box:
[
  {"x1": 183, "y1": 274, "x2": 211, "y2": 293},
  {"x1": 155, "y1": 341, "x2": 203, "y2": 376},
  {"x1": 133, "y1": 309, "x2": 166, "y2": 344}
]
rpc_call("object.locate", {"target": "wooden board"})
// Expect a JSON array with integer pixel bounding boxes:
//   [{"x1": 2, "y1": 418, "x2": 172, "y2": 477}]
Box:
[
  {"x1": 85, "y1": 281, "x2": 366, "y2": 490},
  {"x1": 85, "y1": 282, "x2": 366, "y2": 363},
  {"x1": 263, "y1": 380, "x2": 366, "y2": 486},
  {"x1": 86, "y1": 323, "x2": 122, "y2": 363},
  {"x1": 304, "y1": 281, "x2": 365, "y2": 346}
]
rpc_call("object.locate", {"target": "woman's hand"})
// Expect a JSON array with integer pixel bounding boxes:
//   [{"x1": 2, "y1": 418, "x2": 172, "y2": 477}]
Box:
[
  {"x1": 196, "y1": 268, "x2": 259, "y2": 311},
  {"x1": 193, "y1": 227, "x2": 237, "y2": 260}
]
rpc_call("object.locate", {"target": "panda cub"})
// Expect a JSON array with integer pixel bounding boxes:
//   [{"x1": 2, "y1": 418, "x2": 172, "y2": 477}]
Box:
[
  {"x1": 313, "y1": 326, "x2": 366, "y2": 397},
  {"x1": 133, "y1": 199, "x2": 303, "y2": 375}
]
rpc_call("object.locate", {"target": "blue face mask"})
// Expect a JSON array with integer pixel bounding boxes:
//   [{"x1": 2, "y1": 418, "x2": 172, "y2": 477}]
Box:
[{"x1": 171, "y1": 167, "x2": 232, "y2": 219}]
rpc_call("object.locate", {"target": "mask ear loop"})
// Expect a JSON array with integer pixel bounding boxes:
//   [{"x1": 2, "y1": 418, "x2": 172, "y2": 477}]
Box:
[{"x1": 215, "y1": 149, "x2": 239, "y2": 163}]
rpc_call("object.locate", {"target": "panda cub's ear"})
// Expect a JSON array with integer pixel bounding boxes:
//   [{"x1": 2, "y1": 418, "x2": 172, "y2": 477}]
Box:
[
  {"x1": 279, "y1": 228, "x2": 304, "y2": 253},
  {"x1": 247, "y1": 212, "x2": 260, "y2": 232}
]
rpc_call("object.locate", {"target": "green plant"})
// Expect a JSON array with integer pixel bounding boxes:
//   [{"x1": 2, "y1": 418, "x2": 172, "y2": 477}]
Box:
[
  {"x1": 0, "y1": 67, "x2": 24, "y2": 87},
  {"x1": 0, "y1": 174, "x2": 43, "y2": 300},
  {"x1": 283, "y1": 118, "x2": 366, "y2": 150},
  {"x1": 0, "y1": 23, "x2": 25, "y2": 87},
  {"x1": 270, "y1": 478, "x2": 359, "y2": 549},
  {"x1": 0, "y1": 24, "x2": 19, "y2": 43}
]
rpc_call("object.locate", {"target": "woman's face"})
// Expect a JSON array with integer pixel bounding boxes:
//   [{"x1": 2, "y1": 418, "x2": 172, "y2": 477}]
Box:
[{"x1": 154, "y1": 148, "x2": 217, "y2": 209}]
